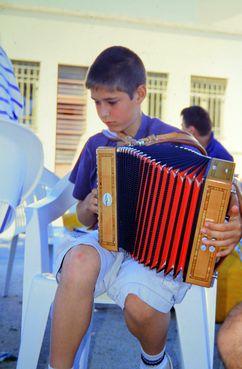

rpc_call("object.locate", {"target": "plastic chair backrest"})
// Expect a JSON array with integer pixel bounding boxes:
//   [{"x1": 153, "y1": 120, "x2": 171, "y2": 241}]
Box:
[
  {"x1": 0, "y1": 120, "x2": 43, "y2": 232},
  {"x1": 13, "y1": 168, "x2": 59, "y2": 234}
]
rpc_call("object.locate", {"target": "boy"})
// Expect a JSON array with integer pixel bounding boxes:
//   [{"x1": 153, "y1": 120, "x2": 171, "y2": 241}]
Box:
[
  {"x1": 180, "y1": 105, "x2": 233, "y2": 161},
  {"x1": 49, "y1": 46, "x2": 242, "y2": 369}
]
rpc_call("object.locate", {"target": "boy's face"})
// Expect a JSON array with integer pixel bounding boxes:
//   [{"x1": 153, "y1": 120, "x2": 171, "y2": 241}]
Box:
[{"x1": 91, "y1": 85, "x2": 146, "y2": 136}]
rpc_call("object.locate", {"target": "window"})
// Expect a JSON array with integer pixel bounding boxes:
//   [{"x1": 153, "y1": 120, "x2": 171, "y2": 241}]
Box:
[
  {"x1": 143, "y1": 72, "x2": 168, "y2": 120},
  {"x1": 190, "y1": 76, "x2": 227, "y2": 137},
  {"x1": 55, "y1": 65, "x2": 88, "y2": 175},
  {"x1": 12, "y1": 61, "x2": 40, "y2": 129}
]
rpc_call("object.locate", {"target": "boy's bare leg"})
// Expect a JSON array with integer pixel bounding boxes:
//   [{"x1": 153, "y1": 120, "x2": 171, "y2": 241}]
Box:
[
  {"x1": 217, "y1": 302, "x2": 242, "y2": 369},
  {"x1": 124, "y1": 294, "x2": 170, "y2": 354},
  {"x1": 50, "y1": 245, "x2": 100, "y2": 369}
]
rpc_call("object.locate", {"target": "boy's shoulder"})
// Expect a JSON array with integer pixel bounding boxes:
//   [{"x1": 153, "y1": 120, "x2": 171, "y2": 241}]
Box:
[
  {"x1": 85, "y1": 131, "x2": 111, "y2": 151},
  {"x1": 145, "y1": 115, "x2": 180, "y2": 136},
  {"x1": 84, "y1": 116, "x2": 180, "y2": 152},
  {"x1": 207, "y1": 134, "x2": 233, "y2": 161}
]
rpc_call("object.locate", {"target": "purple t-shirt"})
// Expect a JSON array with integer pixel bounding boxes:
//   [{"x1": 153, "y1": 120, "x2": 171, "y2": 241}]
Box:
[
  {"x1": 206, "y1": 132, "x2": 233, "y2": 162},
  {"x1": 69, "y1": 113, "x2": 180, "y2": 200}
]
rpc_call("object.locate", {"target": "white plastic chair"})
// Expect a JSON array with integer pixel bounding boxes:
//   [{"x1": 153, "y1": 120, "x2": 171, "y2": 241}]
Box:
[
  {"x1": 0, "y1": 120, "x2": 44, "y2": 298},
  {"x1": 21, "y1": 173, "x2": 76, "y2": 324},
  {"x1": 2, "y1": 167, "x2": 59, "y2": 296},
  {"x1": 17, "y1": 175, "x2": 217, "y2": 369}
]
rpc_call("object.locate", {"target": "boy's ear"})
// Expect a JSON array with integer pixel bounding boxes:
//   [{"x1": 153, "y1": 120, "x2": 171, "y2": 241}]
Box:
[
  {"x1": 187, "y1": 125, "x2": 200, "y2": 140},
  {"x1": 135, "y1": 85, "x2": 146, "y2": 103},
  {"x1": 187, "y1": 126, "x2": 196, "y2": 135}
]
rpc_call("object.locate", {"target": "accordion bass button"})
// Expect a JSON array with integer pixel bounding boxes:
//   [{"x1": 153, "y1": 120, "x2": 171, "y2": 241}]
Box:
[
  {"x1": 209, "y1": 246, "x2": 216, "y2": 253},
  {"x1": 200, "y1": 244, "x2": 207, "y2": 251}
]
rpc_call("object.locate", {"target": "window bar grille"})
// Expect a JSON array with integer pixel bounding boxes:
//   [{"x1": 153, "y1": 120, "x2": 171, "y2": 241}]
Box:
[
  {"x1": 146, "y1": 72, "x2": 168, "y2": 120},
  {"x1": 190, "y1": 76, "x2": 227, "y2": 137},
  {"x1": 12, "y1": 61, "x2": 40, "y2": 129}
]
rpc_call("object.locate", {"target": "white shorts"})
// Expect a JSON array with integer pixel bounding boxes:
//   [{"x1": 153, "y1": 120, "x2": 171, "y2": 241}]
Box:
[{"x1": 54, "y1": 230, "x2": 191, "y2": 313}]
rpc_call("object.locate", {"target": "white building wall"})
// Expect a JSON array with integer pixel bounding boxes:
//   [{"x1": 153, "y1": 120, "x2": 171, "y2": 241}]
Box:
[{"x1": 1, "y1": 10, "x2": 242, "y2": 175}]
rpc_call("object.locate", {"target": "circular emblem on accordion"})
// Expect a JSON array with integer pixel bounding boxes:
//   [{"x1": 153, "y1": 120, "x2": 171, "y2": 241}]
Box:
[{"x1": 102, "y1": 193, "x2": 112, "y2": 207}]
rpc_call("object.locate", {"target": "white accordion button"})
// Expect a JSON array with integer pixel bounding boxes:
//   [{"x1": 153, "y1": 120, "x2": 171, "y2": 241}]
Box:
[
  {"x1": 209, "y1": 246, "x2": 216, "y2": 253},
  {"x1": 102, "y1": 193, "x2": 112, "y2": 207},
  {"x1": 201, "y1": 244, "x2": 207, "y2": 251}
]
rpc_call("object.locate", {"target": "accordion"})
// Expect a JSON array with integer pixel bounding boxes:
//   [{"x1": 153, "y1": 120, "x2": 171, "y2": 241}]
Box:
[{"x1": 97, "y1": 141, "x2": 235, "y2": 287}]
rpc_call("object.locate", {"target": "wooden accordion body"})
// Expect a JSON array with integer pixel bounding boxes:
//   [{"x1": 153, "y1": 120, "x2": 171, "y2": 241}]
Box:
[{"x1": 97, "y1": 143, "x2": 235, "y2": 287}]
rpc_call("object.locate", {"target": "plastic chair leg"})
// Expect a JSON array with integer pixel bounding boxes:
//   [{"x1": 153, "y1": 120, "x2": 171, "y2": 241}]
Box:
[
  {"x1": 3, "y1": 234, "x2": 19, "y2": 297},
  {"x1": 175, "y1": 285, "x2": 215, "y2": 369},
  {"x1": 17, "y1": 272, "x2": 93, "y2": 369},
  {"x1": 16, "y1": 274, "x2": 57, "y2": 369}
]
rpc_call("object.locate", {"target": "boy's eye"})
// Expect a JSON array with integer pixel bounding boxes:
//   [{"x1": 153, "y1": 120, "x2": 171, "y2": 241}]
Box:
[{"x1": 108, "y1": 100, "x2": 118, "y2": 105}]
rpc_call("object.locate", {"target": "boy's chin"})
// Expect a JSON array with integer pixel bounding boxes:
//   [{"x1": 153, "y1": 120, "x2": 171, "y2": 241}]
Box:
[{"x1": 108, "y1": 127, "x2": 122, "y2": 134}]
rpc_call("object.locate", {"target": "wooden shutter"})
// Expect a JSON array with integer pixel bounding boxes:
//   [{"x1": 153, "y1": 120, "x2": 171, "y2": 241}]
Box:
[{"x1": 55, "y1": 65, "x2": 88, "y2": 176}]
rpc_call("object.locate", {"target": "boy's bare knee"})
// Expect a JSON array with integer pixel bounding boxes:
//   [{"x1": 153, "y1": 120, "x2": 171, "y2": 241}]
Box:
[
  {"x1": 219, "y1": 303, "x2": 242, "y2": 340},
  {"x1": 217, "y1": 303, "x2": 242, "y2": 366},
  {"x1": 125, "y1": 294, "x2": 147, "y2": 320},
  {"x1": 61, "y1": 245, "x2": 100, "y2": 283},
  {"x1": 124, "y1": 294, "x2": 160, "y2": 326},
  {"x1": 226, "y1": 303, "x2": 242, "y2": 322},
  {"x1": 217, "y1": 325, "x2": 230, "y2": 356}
]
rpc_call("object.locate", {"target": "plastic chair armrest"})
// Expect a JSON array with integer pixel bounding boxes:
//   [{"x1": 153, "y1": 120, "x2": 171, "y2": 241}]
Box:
[{"x1": 25, "y1": 174, "x2": 76, "y2": 226}]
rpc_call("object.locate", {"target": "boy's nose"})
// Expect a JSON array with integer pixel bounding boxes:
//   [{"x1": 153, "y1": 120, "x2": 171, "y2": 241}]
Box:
[{"x1": 99, "y1": 105, "x2": 110, "y2": 120}]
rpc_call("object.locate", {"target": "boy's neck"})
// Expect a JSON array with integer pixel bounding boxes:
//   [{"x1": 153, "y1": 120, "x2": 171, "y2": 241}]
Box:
[
  {"x1": 196, "y1": 132, "x2": 211, "y2": 148},
  {"x1": 122, "y1": 111, "x2": 142, "y2": 137}
]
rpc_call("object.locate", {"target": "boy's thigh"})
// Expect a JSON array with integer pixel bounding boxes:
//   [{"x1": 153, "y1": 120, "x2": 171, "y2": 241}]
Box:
[{"x1": 107, "y1": 257, "x2": 191, "y2": 313}]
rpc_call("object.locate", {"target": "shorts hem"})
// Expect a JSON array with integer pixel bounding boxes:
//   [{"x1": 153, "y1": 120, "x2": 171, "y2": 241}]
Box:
[{"x1": 107, "y1": 282, "x2": 173, "y2": 313}]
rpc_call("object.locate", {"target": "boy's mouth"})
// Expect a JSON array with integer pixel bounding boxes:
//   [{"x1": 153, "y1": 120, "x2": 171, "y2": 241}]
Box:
[
  {"x1": 105, "y1": 121, "x2": 115, "y2": 127},
  {"x1": 105, "y1": 122, "x2": 121, "y2": 132}
]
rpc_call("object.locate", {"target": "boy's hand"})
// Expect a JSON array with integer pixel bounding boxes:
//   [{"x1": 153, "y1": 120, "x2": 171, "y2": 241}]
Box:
[
  {"x1": 201, "y1": 205, "x2": 242, "y2": 258},
  {"x1": 76, "y1": 189, "x2": 98, "y2": 227},
  {"x1": 84, "y1": 188, "x2": 98, "y2": 215}
]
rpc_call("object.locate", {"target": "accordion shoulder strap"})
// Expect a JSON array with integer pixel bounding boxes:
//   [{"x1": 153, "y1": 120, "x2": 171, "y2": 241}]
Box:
[
  {"x1": 116, "y1": 131, "x2": 207, "y2": 155},
  {"x1": 151, "y1": 132, "x2": 207, "y2": 155}
]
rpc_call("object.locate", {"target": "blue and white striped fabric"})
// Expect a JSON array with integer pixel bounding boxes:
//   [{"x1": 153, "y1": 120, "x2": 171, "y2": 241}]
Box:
[{"x1": 0, "y1": 47, "x2": 23, "y2": 123}]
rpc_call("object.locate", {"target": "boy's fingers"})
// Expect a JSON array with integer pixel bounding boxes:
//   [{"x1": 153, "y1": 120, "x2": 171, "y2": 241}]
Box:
[
  {"x1": 228, "y1": 204, "x2": 240, "y2": 218},
  {"x1": 91, "y1": 197, "x2": 98, "y2": 208},
  {"x1": 201, "y1": 236, "x2": 234, "y2": 248},
  {"x1": 201, "y1": 216, "x2": 241, "y2": 234},
  {"x1": 216, "y1": 245, "x2": 234, "y2": 258},
  {"x1": 92, "y1": 195, "x2": 98, "y2": 203},
  {"x1": 90, "y1": 202, "x2": 98, "y2": 213},
  {"x1": 202, "y1": 221, "x2": 235, "y2": 233},
  {"x1": 93, "y1": 207, "x2": 98, "y2": 215},
  {"x1": 201, "y1": 227, "x2": 237, "y2": 240},
  {"x1": 92, "y1": 188, "x2": 98, "y2": 197}
]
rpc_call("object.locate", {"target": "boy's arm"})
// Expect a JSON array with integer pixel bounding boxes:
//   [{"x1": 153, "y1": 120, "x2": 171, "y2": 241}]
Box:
[{"x1": 76, "y1": 188, "x2": 98, "y2": 227}]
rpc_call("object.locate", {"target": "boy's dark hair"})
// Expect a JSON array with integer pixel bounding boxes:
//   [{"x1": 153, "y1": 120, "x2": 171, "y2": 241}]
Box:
[
  {"x1": 181, "y1": 105, "x2": 212, "y2": 136},
  {"x1": 86, "y1": 46, "x2": 146, "y2": 98}
]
